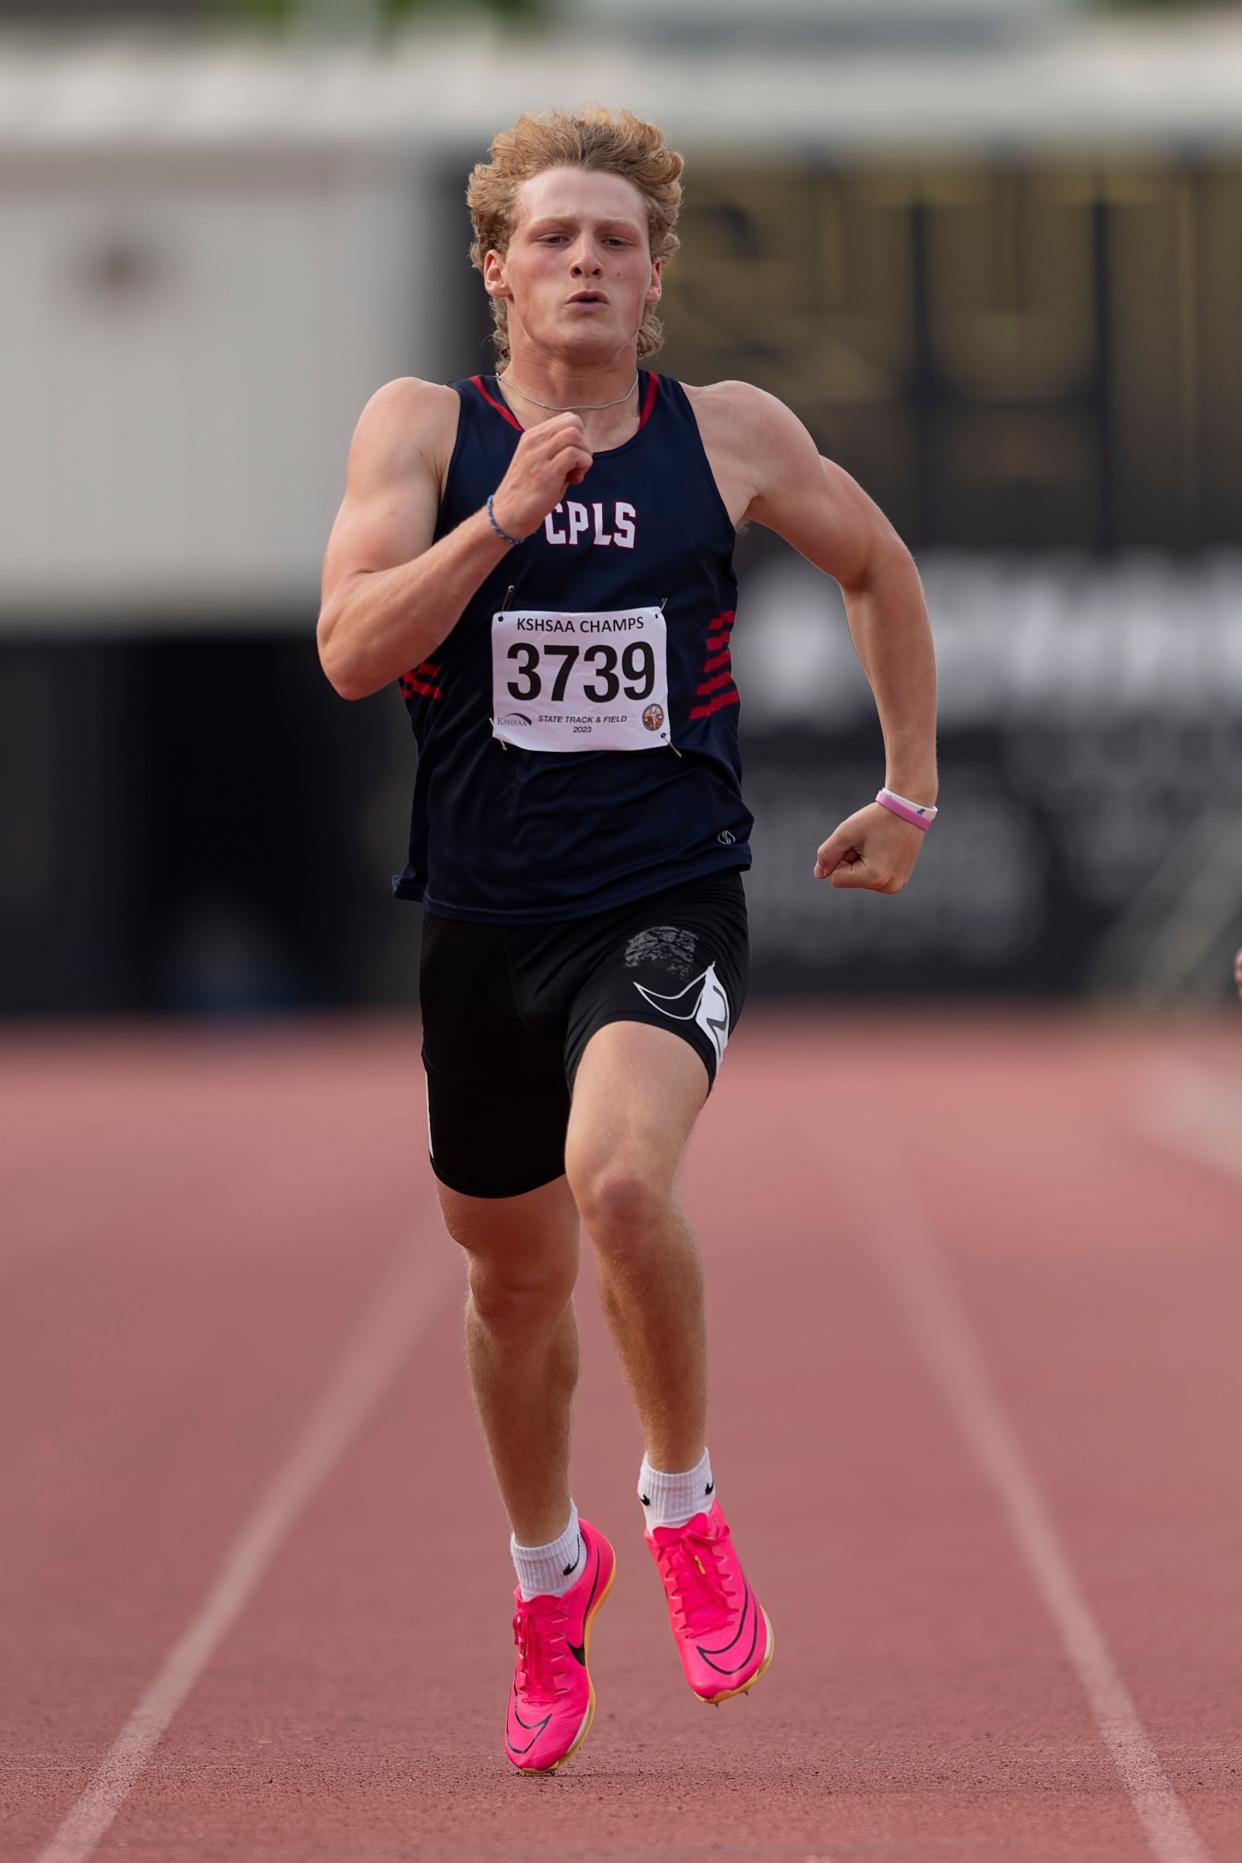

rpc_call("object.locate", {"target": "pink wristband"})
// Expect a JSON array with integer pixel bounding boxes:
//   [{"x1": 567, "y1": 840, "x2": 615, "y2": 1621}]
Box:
[{"x1": 875, "y1": 787, "x2": 937, "y2": 830}]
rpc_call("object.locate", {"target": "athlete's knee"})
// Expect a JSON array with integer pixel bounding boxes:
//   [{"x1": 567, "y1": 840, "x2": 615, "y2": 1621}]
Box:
[
  {"x1": 569, "y1": 1158, "x2": 671, "y2": 1257},
  {"x1": 465, "y1": 1253, "x2": 576, "y2": 1330}
]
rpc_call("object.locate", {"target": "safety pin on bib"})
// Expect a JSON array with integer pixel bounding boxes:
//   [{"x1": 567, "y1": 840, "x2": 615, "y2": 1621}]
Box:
[{"x1": 657, "y1": 596, "x2": 683, "y2": 758}]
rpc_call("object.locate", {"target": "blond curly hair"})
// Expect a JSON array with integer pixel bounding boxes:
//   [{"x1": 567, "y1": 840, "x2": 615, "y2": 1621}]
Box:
[{"x1": 467, "y1": 107, "x2": 684, "y2": 372}]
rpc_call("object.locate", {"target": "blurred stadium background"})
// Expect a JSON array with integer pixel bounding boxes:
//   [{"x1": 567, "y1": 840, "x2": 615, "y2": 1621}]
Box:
[{"x1": 3, "y1": 0, "x2": 1241, "y2": 1019}]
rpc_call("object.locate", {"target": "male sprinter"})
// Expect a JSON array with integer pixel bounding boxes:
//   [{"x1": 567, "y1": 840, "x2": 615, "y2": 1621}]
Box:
[{"x1": 317, "y1": 108, "x2": 937, "y2": 1772}]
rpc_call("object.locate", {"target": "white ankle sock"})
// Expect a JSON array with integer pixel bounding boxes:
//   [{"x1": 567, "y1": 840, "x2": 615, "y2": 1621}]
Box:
[
  {"x1": 638, "y1": 1448, "x2": 715, "y2": 1529},
  {"x1": 511, "y1": 1502, "x2": 584, "y2": 1601}
]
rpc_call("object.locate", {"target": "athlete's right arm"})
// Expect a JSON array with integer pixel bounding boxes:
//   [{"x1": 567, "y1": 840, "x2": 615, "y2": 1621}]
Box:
[{"x1": 317, "y1": 378, "x2": 591, "y2": 701}]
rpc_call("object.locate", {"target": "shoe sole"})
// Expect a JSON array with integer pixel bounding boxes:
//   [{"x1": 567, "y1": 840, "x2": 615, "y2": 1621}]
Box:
[
  {"x1": 518, "y1": 1551, "x2": 617, "y2": 1776},
  {"x1": 700, "y1": 1607, "x2": 775, "y2": 1706}
]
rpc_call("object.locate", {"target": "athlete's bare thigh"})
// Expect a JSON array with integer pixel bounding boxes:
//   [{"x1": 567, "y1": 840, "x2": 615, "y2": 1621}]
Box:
[{"x1": 565, "y1": 1021, "x2": 710, "y2": 1208}]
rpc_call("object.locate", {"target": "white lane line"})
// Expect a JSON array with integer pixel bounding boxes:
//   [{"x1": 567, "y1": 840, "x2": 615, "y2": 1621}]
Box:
[
  {"x1": 843, "y1": 1135, "x2": 1213, "y2": 1863},
  {"x1": 35, "y1": 1237, "x2": 458, "y2": 1863},
  {"x1": 1136, "y1": 1059, "x2": 1242, "y2": 1191}
]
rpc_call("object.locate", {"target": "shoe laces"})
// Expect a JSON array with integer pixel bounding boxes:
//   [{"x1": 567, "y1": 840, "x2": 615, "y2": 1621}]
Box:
[
  {"x1": 655, "y1": 1521, "x2": 736, "y2": 1637},
  {"x1": 512, "y1": 1597, "x2": 569, "y2": 1705}
]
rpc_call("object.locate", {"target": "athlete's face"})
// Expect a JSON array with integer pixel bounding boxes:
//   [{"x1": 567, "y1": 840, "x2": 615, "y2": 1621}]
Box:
[{"x1": 484, "y1": 167, "x2": 662, "y2": 366}]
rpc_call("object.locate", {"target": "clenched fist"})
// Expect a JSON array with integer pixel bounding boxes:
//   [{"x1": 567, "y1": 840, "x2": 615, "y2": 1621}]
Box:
[
  {"x1": 814, "y1": 802, "x2": 927, "y2": 893},
  {"x1": 490, "y1": 414, "x2": 594, "y2": 542}
]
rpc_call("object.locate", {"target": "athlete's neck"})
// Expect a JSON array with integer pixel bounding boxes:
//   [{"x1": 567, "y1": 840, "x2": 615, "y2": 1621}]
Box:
[{"x1": 497, "y1": 350, "x2": 643, "y2": 446}]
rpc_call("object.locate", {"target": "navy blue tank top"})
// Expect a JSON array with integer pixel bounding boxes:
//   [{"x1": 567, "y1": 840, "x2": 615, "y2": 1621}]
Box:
[{"x1": 393, "y1": 371, "x2": 753, "y2": 922}]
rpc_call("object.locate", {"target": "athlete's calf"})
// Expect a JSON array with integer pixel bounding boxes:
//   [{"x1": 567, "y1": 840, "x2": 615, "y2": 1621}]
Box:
[{"x1": 438, "y1": 1177, "x2": 581, "y2": 1548}]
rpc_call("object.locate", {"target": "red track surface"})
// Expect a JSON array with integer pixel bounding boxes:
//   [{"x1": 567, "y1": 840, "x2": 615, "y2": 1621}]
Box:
[{"x1": 3, "y1": 1011, "x2": 1241, "y2": 1863}]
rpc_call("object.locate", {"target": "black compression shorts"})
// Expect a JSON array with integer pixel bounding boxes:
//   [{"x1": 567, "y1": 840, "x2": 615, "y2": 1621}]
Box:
[{"x1": 418, "y1": 870, "x2": 748, "y2": 1200}]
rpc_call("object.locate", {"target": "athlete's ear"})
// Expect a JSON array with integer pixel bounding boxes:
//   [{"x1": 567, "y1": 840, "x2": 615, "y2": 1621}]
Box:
[
  {"x1": 482, "y1": 249, "x2": 512, "y2": 301},
  {"x1": 646, "y1": 257, "x2": 662, "y2": 306}
]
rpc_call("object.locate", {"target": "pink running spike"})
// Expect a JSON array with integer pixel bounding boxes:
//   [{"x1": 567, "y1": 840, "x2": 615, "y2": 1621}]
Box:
[
  {"x1": 646, "y1": 1498, "x2": 774, "y2": 1703},
  {"x1": 505, "y1": 1518, "x2": 616, "y2": 1773}
]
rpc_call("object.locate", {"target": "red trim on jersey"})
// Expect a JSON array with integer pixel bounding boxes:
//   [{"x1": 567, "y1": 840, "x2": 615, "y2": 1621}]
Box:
[
  {"x1": 637, "y1": 372, "x2": 659, "y2": 429},
  {"x1": 693, "y1": 609, "x2": 737, "y2": 711},
  {"x1": 400, "y1": 673, "x2": 443, "y2": 702},
  {"x1": 688, "y1": 689, "x2": 741, "y2": 721},
  {"x1": 471, "y1": 375, "x2": 524, "y2": 433}
]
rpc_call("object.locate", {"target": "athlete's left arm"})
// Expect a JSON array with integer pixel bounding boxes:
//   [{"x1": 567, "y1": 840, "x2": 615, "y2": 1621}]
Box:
[{"x1": 739, "y1": 385, "x2": 938, "y2": 894}]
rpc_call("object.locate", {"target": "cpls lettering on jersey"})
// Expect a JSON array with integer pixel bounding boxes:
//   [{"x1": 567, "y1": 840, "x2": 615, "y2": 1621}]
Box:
[
  {"x1": 491, "y1": 606, "x2": 670, "y2": 753},
  {"x1": 544, "y1": 500, "x2": 636, "y2": 548}
]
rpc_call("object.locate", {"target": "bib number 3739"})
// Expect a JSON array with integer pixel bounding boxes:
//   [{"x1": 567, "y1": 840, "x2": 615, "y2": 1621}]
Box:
[{"x1": 491, "y1": 606, "x2": 670, "y2": 753}]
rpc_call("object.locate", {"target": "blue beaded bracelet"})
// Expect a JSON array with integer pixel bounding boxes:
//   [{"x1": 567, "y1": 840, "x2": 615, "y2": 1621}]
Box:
[{"x1": 486, "y1": 493, "x2": 525, "y2": 547}]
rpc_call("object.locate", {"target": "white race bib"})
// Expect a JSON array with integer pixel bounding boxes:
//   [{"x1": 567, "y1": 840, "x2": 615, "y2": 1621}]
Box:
[{"x1": 491, "y1": 606, "x2": 670, "y2": 753}]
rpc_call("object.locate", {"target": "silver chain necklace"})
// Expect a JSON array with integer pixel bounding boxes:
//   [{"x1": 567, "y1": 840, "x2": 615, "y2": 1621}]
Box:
[{"x1": 497, "y1": 370, "x2": 639, "y2": 413}]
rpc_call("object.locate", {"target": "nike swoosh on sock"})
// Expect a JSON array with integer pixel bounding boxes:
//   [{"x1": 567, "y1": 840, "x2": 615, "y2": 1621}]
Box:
[{"x1": 562, "y1": 1535, "x2": 585, "y2": 1578}]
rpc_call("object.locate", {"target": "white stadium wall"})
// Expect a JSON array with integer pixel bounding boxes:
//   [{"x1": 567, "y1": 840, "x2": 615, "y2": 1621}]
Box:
[{"x1": 0, "y1": 147, "x2": 437, "y2": 623}]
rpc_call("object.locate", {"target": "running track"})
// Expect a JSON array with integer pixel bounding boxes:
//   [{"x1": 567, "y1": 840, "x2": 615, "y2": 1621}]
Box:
[{"x1": 3, "y1": 1011, "x2": 1241, "y2": 1863}]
